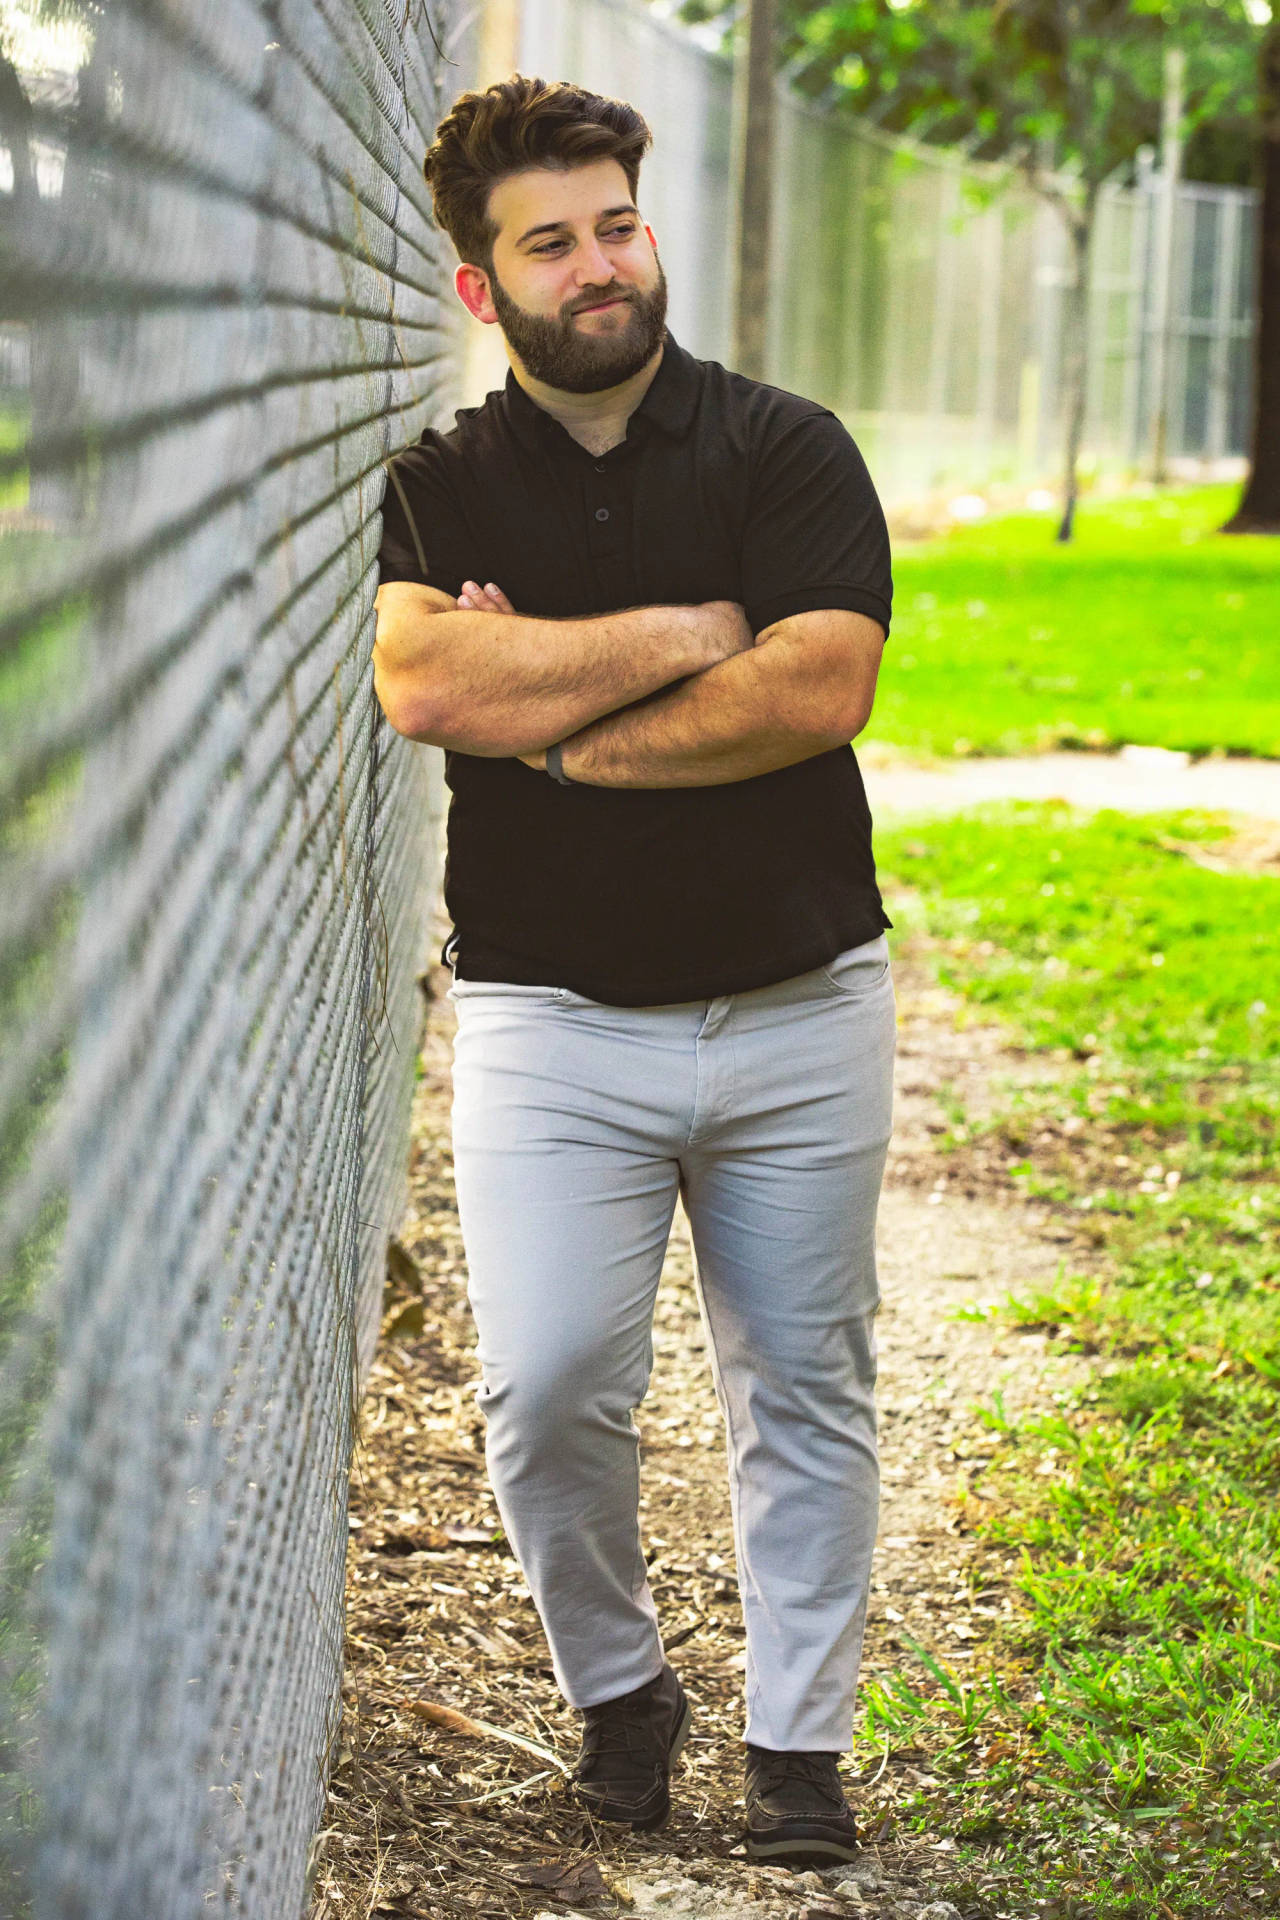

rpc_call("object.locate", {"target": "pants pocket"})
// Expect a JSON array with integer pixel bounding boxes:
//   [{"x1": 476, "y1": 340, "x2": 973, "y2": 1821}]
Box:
[{"x1": 816, "y1": 933, "x2": 892, "y2": 999}]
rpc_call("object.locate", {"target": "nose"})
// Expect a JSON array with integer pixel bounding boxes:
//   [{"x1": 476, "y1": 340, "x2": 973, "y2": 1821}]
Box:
[{"x1": 574, "y1": 237, "x2": 615, "y2": 288}]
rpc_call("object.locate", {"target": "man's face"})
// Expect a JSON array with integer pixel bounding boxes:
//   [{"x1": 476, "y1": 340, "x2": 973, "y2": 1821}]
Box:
[{"x1": 457, "y1": 158, "x2": 668, "y2": 393}]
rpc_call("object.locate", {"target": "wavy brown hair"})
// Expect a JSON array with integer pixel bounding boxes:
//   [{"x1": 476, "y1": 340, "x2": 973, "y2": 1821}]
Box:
[{"x1": 423, "y1": 75, "x2": 653, "y2": 269}]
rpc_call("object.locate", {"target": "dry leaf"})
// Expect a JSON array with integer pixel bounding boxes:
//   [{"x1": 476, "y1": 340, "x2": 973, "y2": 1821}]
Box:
[
  {"x1": 406, "y1": 1700, "x2": 485, "y2": 1737},
  {"x1": 401, "y1": 1697, "x2": 570, "y2": 1773},
  {"x1": 385, "y1": 1238, "x2": 423, "y2": 1293},
  {"x1": 382, "y1": 1298, "x2": 425, "y2": 1339},
  {"x1": 516, "y1": 1858, "x2": 611, "y2": 1903}
]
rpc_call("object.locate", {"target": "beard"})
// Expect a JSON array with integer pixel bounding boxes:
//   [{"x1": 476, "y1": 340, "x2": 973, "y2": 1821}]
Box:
[{"x1": 488, "y1": 260, "x2": 669, "y2": 394}]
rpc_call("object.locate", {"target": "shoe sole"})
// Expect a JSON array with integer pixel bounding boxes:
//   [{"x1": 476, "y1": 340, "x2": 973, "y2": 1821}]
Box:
[{"x1": 745, "y1": 1830, "x2": 860, "y2": 1865}]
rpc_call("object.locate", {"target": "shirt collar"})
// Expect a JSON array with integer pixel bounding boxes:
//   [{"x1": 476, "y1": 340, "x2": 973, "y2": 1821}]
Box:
[{"x1": 503, "y1": 328, "x2": 700, "y2": 455}]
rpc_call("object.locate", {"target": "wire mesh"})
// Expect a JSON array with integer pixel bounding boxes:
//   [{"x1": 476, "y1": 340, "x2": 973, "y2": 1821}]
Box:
[
  {"x1": 520, "y1": 0, "x2": 1259, "y2": 497},
  {"x1": 0, "y1": 0, "x2": 454, "y2": 1912}
]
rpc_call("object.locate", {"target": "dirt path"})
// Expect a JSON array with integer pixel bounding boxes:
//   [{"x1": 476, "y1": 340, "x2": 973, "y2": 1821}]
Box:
[
  {"x1": 860, "y1": 742, "x2": 1280, "y2": 833},
  {"x1": 310, "y1": 934, "x2": 1102, "y2": 1920}
]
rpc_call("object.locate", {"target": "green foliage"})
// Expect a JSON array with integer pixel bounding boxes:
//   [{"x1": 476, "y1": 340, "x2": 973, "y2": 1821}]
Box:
[
  {"x1": 861, "y1": 802, "x2": 1280, "y2": 1914},
  {"x1": 674, "y1": 0, "x2": 1266, "y2": 188},
  {"x1": 871, "y1": 484, "x2": 1280, "y2": 758}
]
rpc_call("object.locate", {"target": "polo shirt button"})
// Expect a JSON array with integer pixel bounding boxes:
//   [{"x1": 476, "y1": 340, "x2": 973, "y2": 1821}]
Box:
[
  {"x1": 594, "y1": 507, "x2": 610, "y2": 522},
  {"x1": 594, "y1": 462, "x2": 607, "y2": 473}
]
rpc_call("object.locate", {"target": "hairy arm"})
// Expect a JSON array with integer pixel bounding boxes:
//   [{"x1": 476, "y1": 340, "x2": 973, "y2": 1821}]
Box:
[
  {"x1": 530, "y1": 607, "x2": 887, "y2": 787},
  {"x1": 372, "y1": 579, "x2": 752, "y2": 756}
]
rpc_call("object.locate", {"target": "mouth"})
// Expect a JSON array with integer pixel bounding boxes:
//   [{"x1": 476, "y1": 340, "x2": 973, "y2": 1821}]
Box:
[{"x1": 573, "y1": 296, "x2": 631, "y2": 316}]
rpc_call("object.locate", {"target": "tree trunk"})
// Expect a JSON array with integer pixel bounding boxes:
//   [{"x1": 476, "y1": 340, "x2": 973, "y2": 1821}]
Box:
[
  {"x1": 0, "y1": 51, "x2": 37, "y2": 217},
  {"x1": 1223, "y1": 17, "x2": 1280, "y2": 533},
  {"x1": 732, "y1": 0, "x2": 778, "y2": 381},
  {"x1": 1055, "y1": 193, "x2": 1097, "y2": 544}
]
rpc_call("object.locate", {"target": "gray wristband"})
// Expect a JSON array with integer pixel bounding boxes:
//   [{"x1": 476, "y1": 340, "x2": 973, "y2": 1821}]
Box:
[{"x1": 545, "y1": 740, "x2": 574, "y2": 786}]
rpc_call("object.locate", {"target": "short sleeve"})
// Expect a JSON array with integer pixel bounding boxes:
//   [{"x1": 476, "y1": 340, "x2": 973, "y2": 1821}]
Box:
[
  {"x1": 740, "y1": 409, "x2": 892, "y2": 641},
  {"x1": 376, "y1": 436, "x2": 470, "y2": 597}
]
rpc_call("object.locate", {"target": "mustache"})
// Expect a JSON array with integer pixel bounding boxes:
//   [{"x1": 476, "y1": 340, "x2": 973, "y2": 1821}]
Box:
[{"x1": 566, "y1": 288, "x2": 637, "y2": 317}]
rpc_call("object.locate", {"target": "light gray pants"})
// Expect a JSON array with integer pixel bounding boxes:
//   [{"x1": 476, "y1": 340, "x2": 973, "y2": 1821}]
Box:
[{"x1": 448, "y1": 932, "x2": 896, "y2": 1752}]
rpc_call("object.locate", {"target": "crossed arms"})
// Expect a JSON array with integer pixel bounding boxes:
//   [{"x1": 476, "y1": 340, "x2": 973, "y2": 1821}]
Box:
[{"x1": 371, "y1": 579, "x2": 885, "y2": 788}]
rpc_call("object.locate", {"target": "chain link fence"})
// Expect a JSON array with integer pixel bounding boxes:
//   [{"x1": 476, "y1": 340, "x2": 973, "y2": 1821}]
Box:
[
  {"x1": 0, "y1": 0, "x2": 1261, "y2": 1908},
  {"x1": 520, "y1": 0, "x2": 1258, "y2": 500},
  {"x1": 0, "y1": 0, "x2": 458, "y2": 1911}
]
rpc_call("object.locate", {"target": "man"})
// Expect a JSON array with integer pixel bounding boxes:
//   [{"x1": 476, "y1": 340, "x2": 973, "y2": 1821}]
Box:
[{"x1": 373, "y1": 74, "x2": 896, "y2": 1867}]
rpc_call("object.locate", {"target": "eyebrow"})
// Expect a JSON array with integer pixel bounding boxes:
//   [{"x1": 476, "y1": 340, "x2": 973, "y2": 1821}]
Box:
[{"x1": 514, "y1": 205, "x2": 639, "y2": 248}]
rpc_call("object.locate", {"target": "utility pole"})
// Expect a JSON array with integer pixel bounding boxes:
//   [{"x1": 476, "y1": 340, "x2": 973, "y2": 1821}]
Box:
[
  {"x1": 731, "y1": 0, "x2": 778, "y2": 381},
  {"x1": 1150, "y1": 43, "x2": 1185, "y2": 483}
]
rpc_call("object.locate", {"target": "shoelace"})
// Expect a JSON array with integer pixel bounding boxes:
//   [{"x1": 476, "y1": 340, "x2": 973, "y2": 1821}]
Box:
[
  {"x1": 579, "y1": 1698, "x2": 664, "y2": 1764},
  {"x1": 749, "y1": 1751, "x2": 844, "y2": 1806}
]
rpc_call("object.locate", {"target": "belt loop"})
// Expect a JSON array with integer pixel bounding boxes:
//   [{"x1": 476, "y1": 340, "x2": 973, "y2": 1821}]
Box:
[{"x1": 699, "y1": 994, "x2": 732, "y2": 1038}]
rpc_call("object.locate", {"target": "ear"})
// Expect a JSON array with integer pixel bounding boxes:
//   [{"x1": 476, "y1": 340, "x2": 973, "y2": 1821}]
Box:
[{"x1": 455, "y1": 261, "x2": 499, "y2": 325}]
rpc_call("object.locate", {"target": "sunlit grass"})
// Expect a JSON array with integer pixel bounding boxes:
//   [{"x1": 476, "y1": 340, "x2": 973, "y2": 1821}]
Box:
[
  {"x1": 863, "y1": 802, "x2": 1280, "y2": 1916},
  {"x1": 869, "y1": 485, "x2": 1280, "y2": 760},
  {"x1": 0, "y1": 408, "x2": 29, "y2": 514}
]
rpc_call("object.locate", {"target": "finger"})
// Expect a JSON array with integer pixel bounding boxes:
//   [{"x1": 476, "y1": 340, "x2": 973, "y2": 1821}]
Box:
[{"x1": 484, "y1": 582, "x2": 516, "y2": 613}]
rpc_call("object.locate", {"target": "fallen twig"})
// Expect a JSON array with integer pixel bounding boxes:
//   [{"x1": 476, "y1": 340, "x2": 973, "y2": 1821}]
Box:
[{"x1": 453, "y1": 1768, "x2": 556, "y2": 1807}]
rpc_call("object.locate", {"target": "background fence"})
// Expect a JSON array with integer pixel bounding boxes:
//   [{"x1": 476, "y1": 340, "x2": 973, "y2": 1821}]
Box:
[
  {"x1": 516, "y1": 0, "x2": 1258, "y2": 501},
  {"x1": 0, "y1": 0, "x2": 458, "y2": 1912}
]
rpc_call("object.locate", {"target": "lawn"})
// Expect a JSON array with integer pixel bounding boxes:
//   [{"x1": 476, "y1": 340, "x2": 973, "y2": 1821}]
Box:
[
  {"x1": 866, "y1": 801, "x2": 1280, "y2": 1918},
  {"x1": 0, "y1": 406, "x2": 29, "y2": 515},
  {"x1": 869, "y1": 486, "x2": 1280, "y2": 761}
]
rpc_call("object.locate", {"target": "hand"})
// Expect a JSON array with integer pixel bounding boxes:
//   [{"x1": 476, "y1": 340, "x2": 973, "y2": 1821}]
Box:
[
  {"x1": 457, "y1": 583, "x2": 544, "y2": 767},
  {"x1": 372, "y1": 580, "x2": 459, "y2": 671},
  {"x1": 697, "y1": 599, "x2": 755, "y2": 665},
  {"x1": 457, "y1": 579, "x2": 517, "y2": 614}
]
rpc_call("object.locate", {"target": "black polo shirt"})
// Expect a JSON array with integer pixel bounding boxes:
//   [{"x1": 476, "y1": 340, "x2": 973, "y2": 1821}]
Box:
[{"x1": 377, "y1": 329, "x2": 893, "y2": 1006}]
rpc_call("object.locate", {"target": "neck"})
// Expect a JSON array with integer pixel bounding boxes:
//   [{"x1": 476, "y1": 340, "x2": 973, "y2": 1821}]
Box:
[{"x1": 508, "y1": 340, "x2": 666, "y2": 453}]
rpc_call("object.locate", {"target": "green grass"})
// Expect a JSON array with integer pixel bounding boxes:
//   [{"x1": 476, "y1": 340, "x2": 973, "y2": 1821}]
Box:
[
  {"x1": 861, "y1": 802, "x2": 1280, "y2": 1918},
  {"x1": 871, "y1": 485, "x2": 1280, "y2": 760},
  {"x1": 0, "y1": 406, "x2": 29, "y2": 514},
  {"x1": 880, "y1": 801, "x2": 1280, "y2": 1065}
]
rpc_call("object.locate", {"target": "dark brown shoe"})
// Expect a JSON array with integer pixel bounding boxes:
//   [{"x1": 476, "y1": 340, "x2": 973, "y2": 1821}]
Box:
[
  {"x1": 570, "y1": 1663, "x2": 692, "y2": 1830},
  {"x1": 743, "y1": 1743, "x2": 859, "y2": 1864}
]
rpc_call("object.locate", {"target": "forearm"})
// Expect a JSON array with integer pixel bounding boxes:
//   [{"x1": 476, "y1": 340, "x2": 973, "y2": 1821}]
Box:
[
  {"x1": 374, "y1": 588, "x2": 731, "y2": 754},
  {"x1": 560, "y1": 625, "x2": 868, "y2": 788}
]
